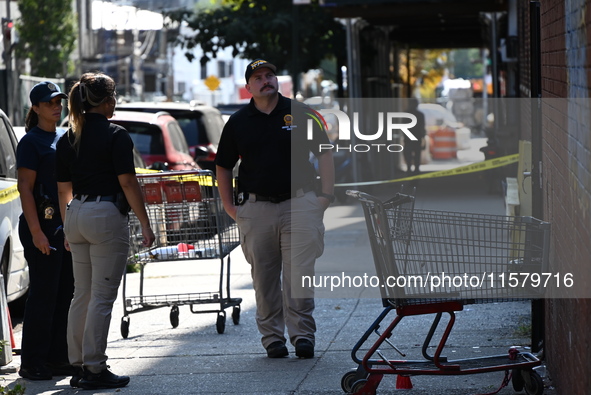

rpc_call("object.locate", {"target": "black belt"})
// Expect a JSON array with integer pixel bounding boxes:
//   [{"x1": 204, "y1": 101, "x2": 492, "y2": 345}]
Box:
[
  {"x1": 74, "y1": 194, "x2": 117, "y2": 203},
  {"x1": 245, "y1": 184, "x2": 315, "y2": 204}
]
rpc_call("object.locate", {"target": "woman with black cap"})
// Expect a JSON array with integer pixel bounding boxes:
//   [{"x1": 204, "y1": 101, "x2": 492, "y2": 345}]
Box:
[
  {"x1": 16, "y1": 81, "x2": 75, "y2": 380},
  {"x1": 56, "y1": 72, "x2": 155, "y2": 390}
]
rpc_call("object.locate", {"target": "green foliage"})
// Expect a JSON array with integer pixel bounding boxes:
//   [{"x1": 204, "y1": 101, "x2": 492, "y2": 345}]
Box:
[
  {"x1": 0, "y1": 382, "x2": 25, "y2": 395},
  {"x1": 451, "y1": 48, "x2": 484, "y2": 79},
  {"x1": 15, "y1": 0, "x2": 76, "y2": 78},
  {"x1": 166, "y1": 0, "x2": 346, "y2": 76},
  {"x1": 400, "y1": 49, "x2": 449, "y2": 98},
  {"x1": 126, "y1": 263, "x2": 142, "y2": 273},
  {"x1": 0, "y1": 342, "x2": 25, "y2": 394}
]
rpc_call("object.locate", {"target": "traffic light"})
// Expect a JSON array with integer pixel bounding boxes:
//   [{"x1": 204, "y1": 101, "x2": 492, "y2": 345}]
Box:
[{"x1": 2, "y1": 18, "x2": 13, "y2": 43}]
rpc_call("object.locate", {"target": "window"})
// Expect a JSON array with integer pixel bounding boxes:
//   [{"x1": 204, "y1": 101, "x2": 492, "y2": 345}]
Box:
[
  {"x1": 218, "y1": 60, "x2": 230, "y2": 78},
  {"x1": 177, "y1": 81, "x2": 186, "y2": 94},
  {"x1": 168, "y1": 111, "x2": 207, "y2": 147},
  {"x1": 0, "y1": 119, "x2": 17, "y2": 179},
  {"x1": 166, "y1": 121, "x2": 190, "y2": 154},
  {"x1": 118, "y1": 122, "x2": 165, "y2": 155},
  {"x1": 175, "y1": 118, "x2": 200, "y2": 146}
]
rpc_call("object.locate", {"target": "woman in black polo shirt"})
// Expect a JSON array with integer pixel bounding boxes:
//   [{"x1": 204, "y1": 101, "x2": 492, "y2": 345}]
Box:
[
  {"x1": 16, "y1": 81, "x2": 74, "y2": 380},
  {"x1": 56, "y1": 72, "x2": 155, "y2": 390}
]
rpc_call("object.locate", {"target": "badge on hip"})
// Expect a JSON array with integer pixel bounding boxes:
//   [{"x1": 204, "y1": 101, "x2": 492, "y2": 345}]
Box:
[{"x1": 44, "y1": 205, "x2": 55, "y2": 220}]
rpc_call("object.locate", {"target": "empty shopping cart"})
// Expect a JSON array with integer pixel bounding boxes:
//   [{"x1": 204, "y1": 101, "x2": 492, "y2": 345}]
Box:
[{"x1": 341, "y1": 190, "x2": 550, "y2": 395}]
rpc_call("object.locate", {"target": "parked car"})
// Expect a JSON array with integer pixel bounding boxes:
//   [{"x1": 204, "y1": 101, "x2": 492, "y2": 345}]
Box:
[
  {"x1": 110, "y1": 111, "x2": 198, "y2": 171},
  {"x1": 216, "y1": 103, "x2": 246, "y2": 124},
  {"x1": 131, "y1": 145, "x2": 148, "y2": 169},
  {"x1": 12, "y1": 126, "x2": 26, "y2": 141},
  {"x1": 0, "y1": 112, "x2": 30, "y2": 305},
  {"x1": 54, "y1": 122, "x2": 149, "y2": 171},
  {"x1": 116, "y1": 101, "x2": 225, "y2": 172}
]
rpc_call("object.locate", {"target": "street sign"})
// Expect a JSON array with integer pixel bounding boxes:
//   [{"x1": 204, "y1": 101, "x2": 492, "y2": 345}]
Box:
[{"x1": 204, "y1": 75, "x2": 221, "y2": 91}]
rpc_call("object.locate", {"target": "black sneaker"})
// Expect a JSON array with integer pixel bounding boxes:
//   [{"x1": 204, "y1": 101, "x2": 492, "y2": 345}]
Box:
[
  {"x1": 266, "y1": 341, "x2": 288, "y2": 358},
  {"x1": 70, "y1": 366, "x2": 84, "y2": 388},
  {"x1": 295, "y1": 339, "x2": 314, "y2": 358},
  {"x1": 18, "y1": 365, "x2": 52, "y2": 380},
  {"x1": 48, "y1": 362, "x2": 76, "y2": 376},
  {"x1": 78, "y1": 367, "x2": 130, "y2": 390}
]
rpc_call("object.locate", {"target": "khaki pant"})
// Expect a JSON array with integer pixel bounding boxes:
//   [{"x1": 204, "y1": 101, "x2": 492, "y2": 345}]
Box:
[
  {"x1": 236, "y1": 191, "x2": 325, "y2": 348},
  {"x1": 64, "y1": 197, "x2": 129, "y2": 374}
]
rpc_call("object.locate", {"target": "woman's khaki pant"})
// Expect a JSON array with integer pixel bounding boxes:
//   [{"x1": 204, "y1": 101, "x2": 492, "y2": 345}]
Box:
[{"x1": 64, "y1": 197, "x2": 129, "y2": 374}]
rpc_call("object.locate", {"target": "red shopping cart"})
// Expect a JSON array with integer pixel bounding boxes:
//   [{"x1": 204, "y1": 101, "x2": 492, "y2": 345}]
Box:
[
  {"x1": 121, "y1": 169, "x2": 241, "y2": 337},
  {"x1": 341, "y1": 190, "x2": 551, "y2": 395}
]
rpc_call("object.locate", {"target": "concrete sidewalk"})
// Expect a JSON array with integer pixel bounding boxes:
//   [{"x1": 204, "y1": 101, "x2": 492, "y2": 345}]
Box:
[{"x1": 1, "y1": 171, "x2": 556, "y2": 395}]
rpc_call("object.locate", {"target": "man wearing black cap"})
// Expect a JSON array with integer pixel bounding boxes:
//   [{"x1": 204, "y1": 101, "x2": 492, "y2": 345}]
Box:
[{"x1": 216, "y1": 59, "x2": 334, "y2": 359}]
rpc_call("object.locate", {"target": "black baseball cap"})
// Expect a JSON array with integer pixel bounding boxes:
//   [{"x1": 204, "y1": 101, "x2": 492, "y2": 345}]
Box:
[
  {"x1": 245, "y1": 59, "x2": 277, "y2": 83},
  {"x1": 29, "y1": 81, "x2": 68, "y2": 105}
]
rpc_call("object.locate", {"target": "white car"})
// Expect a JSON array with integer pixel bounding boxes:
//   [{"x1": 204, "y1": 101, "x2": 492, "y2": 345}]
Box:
[{"x1": 0, "y1": 113, "x2": 29, "y2": 304}]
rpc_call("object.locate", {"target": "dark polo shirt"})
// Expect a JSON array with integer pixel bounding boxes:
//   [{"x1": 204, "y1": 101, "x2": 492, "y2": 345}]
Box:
[
  {"x1": 17, "y1": 126, "x2": 66, "y2": 206},
  {"x1": 216, "y1": 94, "x2": 329, "y2": 196},
  {"x1": 56, "y1": 113, "x2": 135, "y2": 196}
]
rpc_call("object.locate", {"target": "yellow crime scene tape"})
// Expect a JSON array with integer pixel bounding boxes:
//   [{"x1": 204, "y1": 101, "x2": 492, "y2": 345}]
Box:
[
  {"x1": 3, "y1": 155, "x2": 517, "y2": 202},
  {"x1": 0, "y1": 184, "x2": 19, "y2": 204},
  {"x1": 334, "y1": 153, "x2": 519, "y2": 187},
  {"x1": 0, "y1": 170, "x2": 214, "y2": 205}
]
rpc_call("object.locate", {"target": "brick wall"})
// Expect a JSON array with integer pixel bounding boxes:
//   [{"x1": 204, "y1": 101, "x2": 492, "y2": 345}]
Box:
[{"x1": 539, "y1": 0, "x2": 591, "y2": 394}]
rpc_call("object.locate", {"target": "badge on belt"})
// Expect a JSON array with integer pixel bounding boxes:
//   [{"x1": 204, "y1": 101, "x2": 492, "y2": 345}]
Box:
[{"x1": 237, "y1": 192, "x2": 245, "y2": 205}]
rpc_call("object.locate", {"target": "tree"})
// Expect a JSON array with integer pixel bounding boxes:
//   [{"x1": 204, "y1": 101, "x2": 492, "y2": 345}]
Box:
[
  {"x1": 15, "y1": 0, "x2": 76, "y2": 78},
  {"x1": 450, "y1": 48, "x2": 484, "y2": 79},
  {"x1": 399, "y1": 49, "x2": 449, "y2": 99},
  {"x1": 166, "y1": 0, "x2": 346, "y2": 82}
]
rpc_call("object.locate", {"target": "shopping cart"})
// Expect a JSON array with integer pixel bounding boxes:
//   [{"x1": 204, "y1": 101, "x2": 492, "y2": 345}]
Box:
[
  {"x1": 121, "y1": 169, "x2": 241, "y2": 338},
  {"x1": 341, "y1": 190, "x2": 551, "y2": 395}
]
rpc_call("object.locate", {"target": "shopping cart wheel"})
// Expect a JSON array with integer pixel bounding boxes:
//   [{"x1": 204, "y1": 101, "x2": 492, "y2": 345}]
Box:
[
  {"x1": 216, "y1": 312, "x2": 226, "y2": 334},
  {"x1": 340, "y1": 369, "x2": 359, "y2": 393},
  {"x1": 121, "y1": 316, "x2": 130, "y2": 339},
  {"x1": 350, "y1": 379, "x2": 368, "y2": 393},
  {"x1": 523, "y1": 370, "x2": 544, "y2": 395},
  {"x1": 512, "y1": 368, "x2": 524, "y2": 391},
  {"x1": 231, "y1": 306, "x2": 240, "y2": 325},
  {"x1": 170, "y1": 305, "x2": 180, "y2": 328}
]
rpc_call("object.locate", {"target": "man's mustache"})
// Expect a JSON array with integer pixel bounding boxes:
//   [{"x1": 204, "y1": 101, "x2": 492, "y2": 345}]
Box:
[{"x1": 260, "y1": 84, "x2": 275, "y2": 92}]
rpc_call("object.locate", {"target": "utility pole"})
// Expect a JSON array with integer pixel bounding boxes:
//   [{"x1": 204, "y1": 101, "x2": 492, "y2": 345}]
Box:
[{"x1": 3, "y1": 0, "x2": 13, "y2": 121}]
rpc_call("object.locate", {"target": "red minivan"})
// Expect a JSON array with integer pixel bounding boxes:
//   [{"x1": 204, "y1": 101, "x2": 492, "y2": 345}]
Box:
[{"x1": 110, "y1": 111, "x2": 198, "y2": 171}]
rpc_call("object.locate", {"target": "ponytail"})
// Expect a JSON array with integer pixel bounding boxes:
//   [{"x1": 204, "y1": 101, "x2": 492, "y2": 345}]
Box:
[
  {"x1": 67, "y1": 72, "x2": 116, "y2": 153},
  {"x1": 24, "y1": 107, "x2": 39, "y2": 132},
  {"x1": 68, "y1": 82, "x2": 85, "y2": 152}
]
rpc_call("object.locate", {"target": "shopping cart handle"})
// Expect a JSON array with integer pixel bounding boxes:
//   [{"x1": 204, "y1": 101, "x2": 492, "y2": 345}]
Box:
[
  {"x1": 346, "y1": 190, "x2": 383, "y2": 204},
  {"x1": 346, "y1": 190, "x2": 362, "y2": 198}
]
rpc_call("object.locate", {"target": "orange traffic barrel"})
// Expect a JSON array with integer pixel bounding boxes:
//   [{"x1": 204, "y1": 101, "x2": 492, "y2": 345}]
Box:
[{"x1": 429, "y1": 127, "x2": 457, "y2": 159}]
